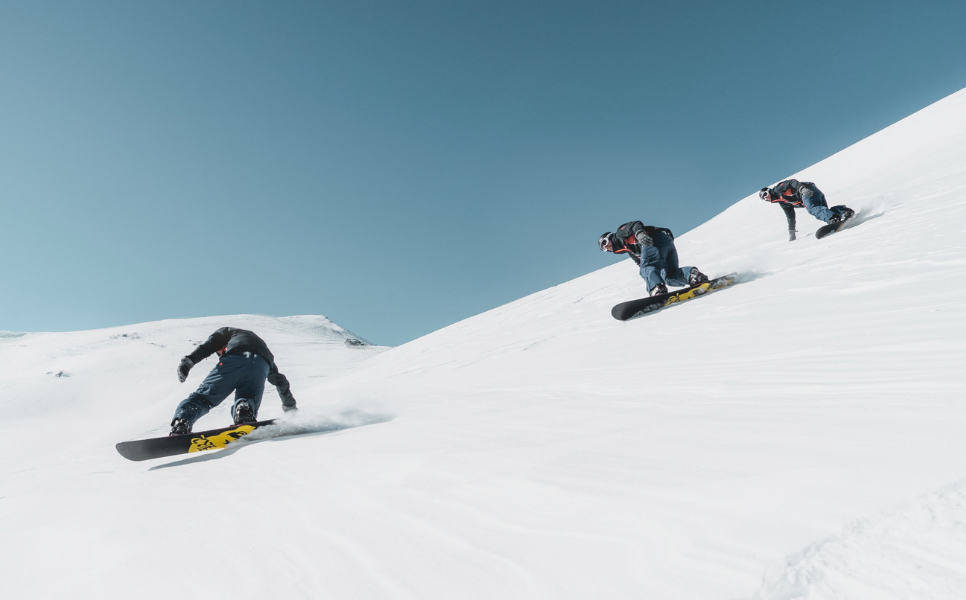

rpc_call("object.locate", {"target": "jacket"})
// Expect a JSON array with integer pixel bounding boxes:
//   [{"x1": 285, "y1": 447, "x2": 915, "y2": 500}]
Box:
[
  {"x1": 765, "y1": 179, "x2": 820, "y2": 230},
  {"x1": 612, "y1": 221, "x2": 674, "y2": 266},
  {"x1": 186, "y1": 327, "x2": 296, "y2": 408}
]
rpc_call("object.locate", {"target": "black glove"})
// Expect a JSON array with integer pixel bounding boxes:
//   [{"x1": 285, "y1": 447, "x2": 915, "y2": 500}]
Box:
[
  {"x1": 788, "y1": 229, "x2": 797, "y2": 242},
  {"x1": 177, "y1": 357, "x2": 194, "y2": 383},
  {"x1": 636, "y1": 232, "x2": 654, "y2": 247}
]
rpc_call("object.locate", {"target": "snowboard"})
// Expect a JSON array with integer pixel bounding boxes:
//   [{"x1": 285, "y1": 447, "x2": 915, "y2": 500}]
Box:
[
  {"x1": 815, "y1": 215, "x2": 857, "y2": 239},
  {"x1": 116, "y1": 419, "x2": 276, "y2": 461},
  {"x1": 611, "y1": 273, "x2": 737, "y2": 321}
]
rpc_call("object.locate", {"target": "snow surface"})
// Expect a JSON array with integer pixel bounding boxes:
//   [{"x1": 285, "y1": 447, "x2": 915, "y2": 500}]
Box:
[{"x1": 3, "y1": 88, "x2": 966, "y2": 599}]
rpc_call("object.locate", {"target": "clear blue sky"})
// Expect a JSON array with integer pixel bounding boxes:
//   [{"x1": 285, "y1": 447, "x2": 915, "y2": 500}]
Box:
[{"x1": 2, "y1": 1, "x2": 965, "y2": 346}]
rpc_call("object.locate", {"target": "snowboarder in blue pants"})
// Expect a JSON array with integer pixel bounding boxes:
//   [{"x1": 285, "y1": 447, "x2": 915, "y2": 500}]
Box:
[
  {"x1": 599, "y1": 221, "x2": 708, "y2": 296},
  {"x1": 171, "y1": 327, "x2": 297, "y2": 435},
  {"x1": 759, "y1": 180, "x2": 854, "y2": 241}
]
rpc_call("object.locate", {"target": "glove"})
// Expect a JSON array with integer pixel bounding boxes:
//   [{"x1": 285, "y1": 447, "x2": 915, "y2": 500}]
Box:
[
  {"x1": 177, "y1": 357, "x2": 194, "y2": 383},
  {"x1": 636, "y1": 232, "x2": 654, "y2": 247},
  {"x1": 788, "y1": 229, "x2": 797, "y2": 242}
]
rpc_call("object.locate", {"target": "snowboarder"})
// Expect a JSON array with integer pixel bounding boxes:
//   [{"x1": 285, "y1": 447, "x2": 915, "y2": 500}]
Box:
[
  {"x1": 170, "y1": 327, "x2": 297, "y2": 435},
  {"x1": 759, "y1": 179, "x2": 854, "y2": 241},
  {"x1": 598, "y1": 221, "x2": 708, "y2": 296}
]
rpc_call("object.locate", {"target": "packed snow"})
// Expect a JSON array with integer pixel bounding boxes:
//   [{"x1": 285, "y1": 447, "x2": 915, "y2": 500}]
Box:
[{"x1": 2, "y1": 87, "x2": 966, "y2": 599}]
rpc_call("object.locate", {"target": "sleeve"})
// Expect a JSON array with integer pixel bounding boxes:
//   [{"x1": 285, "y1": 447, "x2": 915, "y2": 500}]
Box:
[
  {"x1": 186, "y1": 327, "x2": 235, "y2": 363},
  {"x1": 266, "y1": 364, "x2": 297, "y2": 408},
  {"x1": 781, "y1": 203, "x2": 797, "y2": 230}
]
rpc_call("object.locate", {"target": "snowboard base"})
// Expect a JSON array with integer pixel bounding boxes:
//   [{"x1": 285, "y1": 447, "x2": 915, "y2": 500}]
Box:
[
  {"x1": 815, "y1": 215, "x2": 857, "y2": 239},
  {"x1": 611, "y1": 273, "x2": 737, "y2": 321},
  {"x1": 116, "y1": 419, "x2": 277, "y2": 461}
]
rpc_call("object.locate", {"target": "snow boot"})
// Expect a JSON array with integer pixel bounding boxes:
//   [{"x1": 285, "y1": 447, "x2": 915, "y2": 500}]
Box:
[
  {"x1": 827, "y1": 208, "x2": 854, "y2": 226},
  {"x1": 233, "y1": 400, "x2": 256, "y2": 425},
  {"x1": 169, "y1": 418, "x2": 191, "y2": 436},
  {"x1": 649, "y1": 283, "x2": 668, "y2": 297},
  {"x1": 688, "y1": 267, "x2": 709, "y2": 287}
]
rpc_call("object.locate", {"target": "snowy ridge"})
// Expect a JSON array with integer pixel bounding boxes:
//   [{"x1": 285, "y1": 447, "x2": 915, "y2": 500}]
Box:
[
  {"x1": 2, "y1": 89, "x2": 966, "y2": 599},
  {"x1": 0, "y1": 313, "x2": 388, "y2": 440}
]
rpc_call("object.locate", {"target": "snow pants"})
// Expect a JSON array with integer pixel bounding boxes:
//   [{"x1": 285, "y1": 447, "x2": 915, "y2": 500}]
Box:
[
  {"x1": 173, "y1": 352, "x2": 271, "y2": 427},
  {"x1": 639, "y1": 230, "x2": 694, "y2": 292},
  {"x1": 800, "y1": 184, "x2": 850, "y2": 223}
]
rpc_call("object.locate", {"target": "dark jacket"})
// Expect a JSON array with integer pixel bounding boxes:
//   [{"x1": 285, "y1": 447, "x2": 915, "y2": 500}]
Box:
[
  {"x1": 764, "y1": 179, "x2": 819, "y2": 230},
  {"x1": 611, "y1": 221, "x2": 674, "y2": 266},
  {"x1": 187, "y1": 327, "x2": 296, "y2": 407}
]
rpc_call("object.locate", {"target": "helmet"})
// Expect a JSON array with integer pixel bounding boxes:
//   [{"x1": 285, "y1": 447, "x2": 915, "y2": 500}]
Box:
[
  {"x1": 759, "y1": 187, "x2": 773, "y2": 201},
  {"x1": 598, "y1": 232, "x2": 613, "y2": 251}
]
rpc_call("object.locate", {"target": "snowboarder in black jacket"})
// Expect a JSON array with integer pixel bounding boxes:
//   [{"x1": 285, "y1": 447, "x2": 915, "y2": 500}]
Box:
[
  {"x1": 759, "y1": 180, "x2": 854, "y2": 241},
  {"x1": 598, "y1": 221, "x2": 708, "y2": 296},
  {"x1": 170, "y1": 327, "x2": 297, "y2": 435}
]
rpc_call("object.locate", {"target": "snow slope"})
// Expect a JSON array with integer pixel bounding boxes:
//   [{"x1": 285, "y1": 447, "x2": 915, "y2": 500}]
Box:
[{"x1": 2, "y1": 88, "x2": 966, "y2": 599}]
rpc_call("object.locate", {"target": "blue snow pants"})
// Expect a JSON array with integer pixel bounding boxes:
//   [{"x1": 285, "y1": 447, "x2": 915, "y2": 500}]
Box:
[
  {"x1": 639, "y1": 229, "x2": 694, "y2": 292},
  {"x1": 173, "y1": 352, "x2": 271, "y2": 426},
  {"x1": 800, "y1": 184, "x2": 850, "y2": 223}
]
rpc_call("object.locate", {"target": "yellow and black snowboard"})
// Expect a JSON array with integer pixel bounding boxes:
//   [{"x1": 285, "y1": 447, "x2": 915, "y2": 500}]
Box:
[
  {"x1": 116, "y1": 420, "x2": 276, "y2": 461},
  {"x1": 815, "y1": 215, "x2": 857, "y2": 239},
  {"x1": 611, "y1": 273, "x2": 737, "y2": 321}
]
